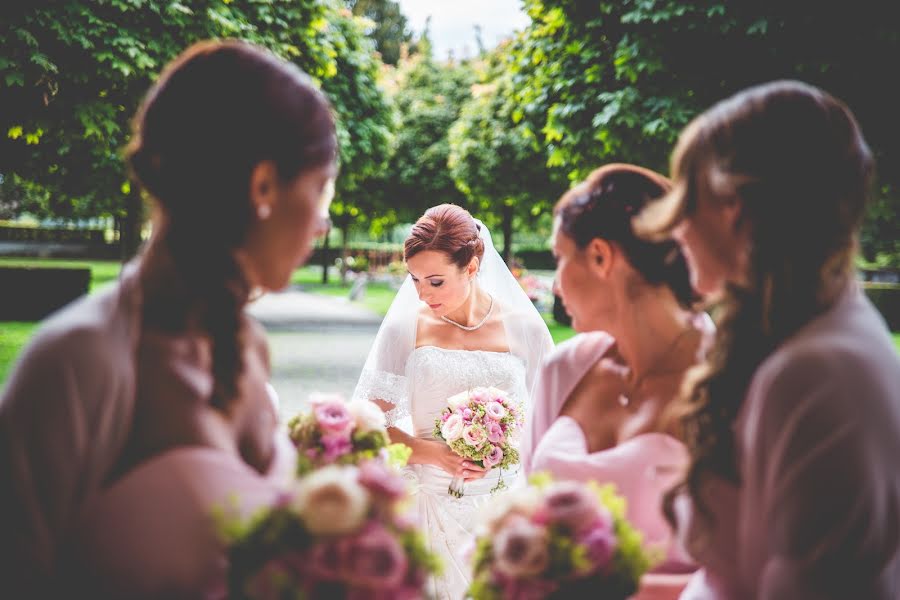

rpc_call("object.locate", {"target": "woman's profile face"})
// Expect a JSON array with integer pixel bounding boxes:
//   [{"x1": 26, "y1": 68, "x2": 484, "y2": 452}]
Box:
[
  {"x1": 243, "y1": 162, "x2": 337, "y2": 291},
  {"x1": 672, "y1": 171, "x2": 749, "y2": 298},
  {"x1": 551, "y1": 218, "x2": 601, "y2": 333},
  {"x1": 406, "y1": 250, "x2": 472, "y2": 318}
]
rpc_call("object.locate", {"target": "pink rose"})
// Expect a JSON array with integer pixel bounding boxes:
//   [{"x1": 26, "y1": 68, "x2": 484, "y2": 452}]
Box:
[
  {"x1": 578, "y1": 525, "x2": 618, "y2": 572},
  {"x1": 344, "y1": 522, "x2": 408, "y2": 589},
  {"x1": 463, "y1": 408, "x2": 474, "y2": 421},
  {"x1": 469, "y1": 388, "x2": 490, "y2": 404},
  {"x1": 441, "y1": 411, "x2": 451, "y2": 422},
  {"x1": 483, "y1": 445, "x2": 504, "y2": 468},
  {"x1": 485, "y1": 401, "x2": 506, "y2": 420},
  {"x1": 358, "y1": 460, "x2": 407, "y2": 501},
  {"x1": 541, "y1": 481, "x2": 601, "y2": 533},
  {"x1": 487, "y1": 421, "x2": 504, "y2": 444},
  {"x1": 314, "y1": 399, "x2": 354, "y2": 437},
  {"x1": 307, "y1": 540, "x2": 346, "y2": 580},
  {"x1": 320, "y1": 432, "x2": 353, "y2": 461},
  {"x1": 493, "y1": 515, "x2": 549, "y2": 578},
  {"x1": 463, "y1": 424, "x2": 487, "y2": 447}
]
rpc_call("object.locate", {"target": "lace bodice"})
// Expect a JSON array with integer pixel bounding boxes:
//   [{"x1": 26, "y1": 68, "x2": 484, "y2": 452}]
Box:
[{"x1": 406, "y1": 346, "x2": 528, "y2": 439}]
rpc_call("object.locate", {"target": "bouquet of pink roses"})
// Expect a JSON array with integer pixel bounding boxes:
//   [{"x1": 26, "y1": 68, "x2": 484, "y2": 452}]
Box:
[
  {"x1": 289, "y1": 393, "x2": 410, "y2": 475},
  {"x1": 433, "y1": 386, "x2": 523, "y2": 498},
  {"x1": 467, "y1": 474, "x2": 655, "y2": 600},
  {"x1": 221, "y1": 461, "x2": 442, "y2": 599}
]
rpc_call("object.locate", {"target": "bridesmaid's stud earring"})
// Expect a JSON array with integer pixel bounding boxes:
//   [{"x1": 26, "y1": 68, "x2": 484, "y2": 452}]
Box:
[{"x1": 258, "y1": 204, "x2": 272, "y2": 220}]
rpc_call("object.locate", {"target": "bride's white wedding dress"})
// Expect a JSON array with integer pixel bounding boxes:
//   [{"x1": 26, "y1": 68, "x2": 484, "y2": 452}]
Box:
[
  {"x1": 353, "y1": 218, "x2": 553, "y2": 600},
  {"x1": 404, "y1": 345, "x2": 529, "y2": 599}
]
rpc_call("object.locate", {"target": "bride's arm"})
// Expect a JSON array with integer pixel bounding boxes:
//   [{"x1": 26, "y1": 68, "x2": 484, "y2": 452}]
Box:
[{"x1": 371, "y1": 399, "x2": 486, "y2": 480}]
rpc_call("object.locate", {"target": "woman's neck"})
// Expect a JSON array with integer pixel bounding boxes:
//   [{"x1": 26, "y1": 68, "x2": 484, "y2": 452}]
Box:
[
  {"x1": 611, "y1": 289, "x2": 700, "y2": 387},
  {"x1": 443, "y1": 283, "x2": 492, "y2": 328}
]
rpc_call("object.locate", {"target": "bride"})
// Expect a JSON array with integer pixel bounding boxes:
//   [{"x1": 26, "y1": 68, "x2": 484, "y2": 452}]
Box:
[{"x1": 353, "y1": 204, "x2": 553, "y2": 599}]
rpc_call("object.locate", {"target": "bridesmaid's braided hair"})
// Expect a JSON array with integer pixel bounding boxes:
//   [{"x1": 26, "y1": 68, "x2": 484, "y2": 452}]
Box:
[{"x1": 126, "y1": 40, "x2": 336, "y2": 411}]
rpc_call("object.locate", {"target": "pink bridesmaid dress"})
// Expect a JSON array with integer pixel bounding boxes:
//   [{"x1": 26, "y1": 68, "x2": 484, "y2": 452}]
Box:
[
  {"x1": 675, "y1": 284, "x2": 900, "y2": 599},
  {"x1": 526, "y1": 331, "x2": 700, "y2": 599},
  {"x1": 59, "y1": 331, "x2": 298, "y2": 599}
]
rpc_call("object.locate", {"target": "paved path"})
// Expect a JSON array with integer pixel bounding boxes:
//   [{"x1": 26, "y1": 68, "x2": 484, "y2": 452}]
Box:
[{"x1": 247, "y1": 288, "x2": 383, "y2": 419}]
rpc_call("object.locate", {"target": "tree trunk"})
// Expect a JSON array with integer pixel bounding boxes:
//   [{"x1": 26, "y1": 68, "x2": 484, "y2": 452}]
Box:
[
  {"x1": 340, "y1": 220, "x2": 350, "y2": 285},
  {"x1": 321, "y1": 226, "x2": 331, "y2": 284},
  {"x1": 502, "y1": 203, "x2": 513, "y2": 266},
  {"x1": 120, "y1": 188, "x2": 144, "y2": 262}
]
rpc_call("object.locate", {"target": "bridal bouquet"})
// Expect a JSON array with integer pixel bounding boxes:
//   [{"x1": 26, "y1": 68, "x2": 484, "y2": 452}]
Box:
[
  {"x1": 222, "y1": 462, "x2": 442, "y2": 599},
  {"x1": 433, "y1": 386, "x2": 523, "y2": 497},
  {"x1": 288, "y1": 393, "x2": 410, "y2": 475},
  {"x1": 467, "y1": 474, "x2": 654, "y2": 600}
]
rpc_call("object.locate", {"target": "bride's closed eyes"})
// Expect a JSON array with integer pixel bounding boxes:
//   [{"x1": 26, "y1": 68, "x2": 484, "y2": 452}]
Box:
[{"x1": 411, "y1": 276, "x2": 444, "y2": 287}]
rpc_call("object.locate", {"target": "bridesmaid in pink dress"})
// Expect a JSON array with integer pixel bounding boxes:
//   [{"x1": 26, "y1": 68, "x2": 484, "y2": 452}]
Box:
[
  {"x1": 523, "y1": 164, "x2": 713, "y2": 598},
  {"x1": 638, "y1": 80, "x2": 900, "y2": 599},
  {"x1": 0, "y1": 40, "x2": 338, "y2": 598}
]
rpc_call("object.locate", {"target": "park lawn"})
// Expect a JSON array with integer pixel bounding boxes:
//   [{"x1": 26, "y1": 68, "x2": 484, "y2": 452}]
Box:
[
  {"x1": 544, "y1": 315, "x2": 576, "y2": 345},
  {"x1": 0, "y1": 322, "x2": 39, "y2": 383},
  {"x1": 290, "y1": 266, "x2": 397, "y2": 316}
]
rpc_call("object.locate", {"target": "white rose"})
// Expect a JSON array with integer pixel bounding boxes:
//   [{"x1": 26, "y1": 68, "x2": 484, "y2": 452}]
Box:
[
  {"x1": 441, "y1": 413, "x2": 464, "y2": 441},
  {"x1": 348, "y1": 399, "x2": 387, "y2": 433},
  {"x1": 447, "y1": 391, "x2": 470, "y2": 411},
  {"x1": 482, "y1": 487, "x2": 542, "y2": 535},
  {"x1": 292, "y1": 465, "x2": 370, "y2": 536}
]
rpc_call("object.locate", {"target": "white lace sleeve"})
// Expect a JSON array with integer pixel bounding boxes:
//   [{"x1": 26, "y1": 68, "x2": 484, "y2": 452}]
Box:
[
  {"x1": 352, "y1": 276, "x2": 418, "y2": 433},
  {"x1": 353, "y1": 368, "x2": 410, "y2": 427}
]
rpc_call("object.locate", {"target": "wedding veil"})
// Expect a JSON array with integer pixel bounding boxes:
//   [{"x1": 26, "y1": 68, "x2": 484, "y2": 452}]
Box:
[{"x1": 352, "y1": 220, "x2": 554, "y2": 433}]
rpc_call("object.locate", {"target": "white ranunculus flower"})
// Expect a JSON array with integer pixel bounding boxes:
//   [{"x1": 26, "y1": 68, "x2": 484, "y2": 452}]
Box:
[
  {"x1": 348, "y1": 398, "x2": 387, "y2": 433},
  {"x1": 292, "y1": 465, "x2": 370, "y2": 536},
  {"x1": 441, "y1": 413, "x2": 465, "y2": 441},
  {"x1": 447, "y1": 391, "x2": 470, "y2": 411},
  {"x1": 482, "y1": 486, "x2": 542, "y2": 535}
]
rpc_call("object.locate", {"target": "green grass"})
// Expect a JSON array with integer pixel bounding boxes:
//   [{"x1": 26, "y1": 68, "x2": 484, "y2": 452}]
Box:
[
  {"x1": 544, "y1": 314, "x2": 577, "y2": 345},
  {"x1": 0, "y1": 322, "x2": 39, "y2": 383},
  {"x1": 894, "y1": 333, "x2": 900, "y2": 354},
  {"x1": 290, "y1": 266, "x2": 397, "y2": 316}
]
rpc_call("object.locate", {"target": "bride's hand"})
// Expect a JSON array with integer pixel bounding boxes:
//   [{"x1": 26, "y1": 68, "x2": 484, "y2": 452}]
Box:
[{"x1": 412, "y1": 438, "x2": 486, "y2": 480}]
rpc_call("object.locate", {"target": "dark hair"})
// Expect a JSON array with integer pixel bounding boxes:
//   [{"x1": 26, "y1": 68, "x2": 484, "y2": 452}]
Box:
[
  {"x1": 126, "y1": 40, "x2": 337, "y2": 410},
  {"x1": 404, "y1": 204, "x2": 485, "y2": 269},
  {"x1": 651, "y1": 81, "x2": 873, "y2": 520},
  {"x1": 554, "y1": 163, "x2": 697, "y2": 308}
]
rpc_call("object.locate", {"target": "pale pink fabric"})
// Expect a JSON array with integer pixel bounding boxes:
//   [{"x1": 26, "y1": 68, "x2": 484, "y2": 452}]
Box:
[
  {"x1": 61, "y1": 436, "x2": 296, "y2": 599},
  {"x1": 677, "y1": 283, "x2": 900, "y2": 600},
  {"x1": 0, "y1": 263, "x2": 296, "y2": 597},
  {"x1": 521, "y1": 330, "x2": 615, "y2": 475},
  {"x1": 533, "y1": 417, "x2": 689, "y2": 564},
  {"x1": 526, "y1": 333, "x2": 692, "y2": 569}
]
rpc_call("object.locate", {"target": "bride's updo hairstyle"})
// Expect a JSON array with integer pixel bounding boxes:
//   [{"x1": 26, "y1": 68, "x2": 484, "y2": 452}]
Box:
[{"x1": 404, "y1": 204, "x2": 485, "y2": 270}]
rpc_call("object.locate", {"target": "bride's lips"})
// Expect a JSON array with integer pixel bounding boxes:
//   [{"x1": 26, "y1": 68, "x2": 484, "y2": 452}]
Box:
[{"x1": 428, "y1": 303, "x2": 442, "y2": 310}]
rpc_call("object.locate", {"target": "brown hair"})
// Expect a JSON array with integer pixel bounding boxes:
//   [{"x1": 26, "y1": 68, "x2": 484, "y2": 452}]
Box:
[
  {"x1": 555, "y1": 163, "x2": 697, "y2": 308},
  {"x1": 644, "y1": 81, "x2": 874, "y2": 519},
  {"x1": 126, "y1": 40, "x2": 337, "y2": 411},
  {"x1": 404, "y1": 204, "x2": 485, "y2": 269}
]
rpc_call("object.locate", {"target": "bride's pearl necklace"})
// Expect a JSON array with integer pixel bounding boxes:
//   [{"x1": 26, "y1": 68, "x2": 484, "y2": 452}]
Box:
[{"x1": 441, "y1": 294, "x2": 494, "y2": 331}]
